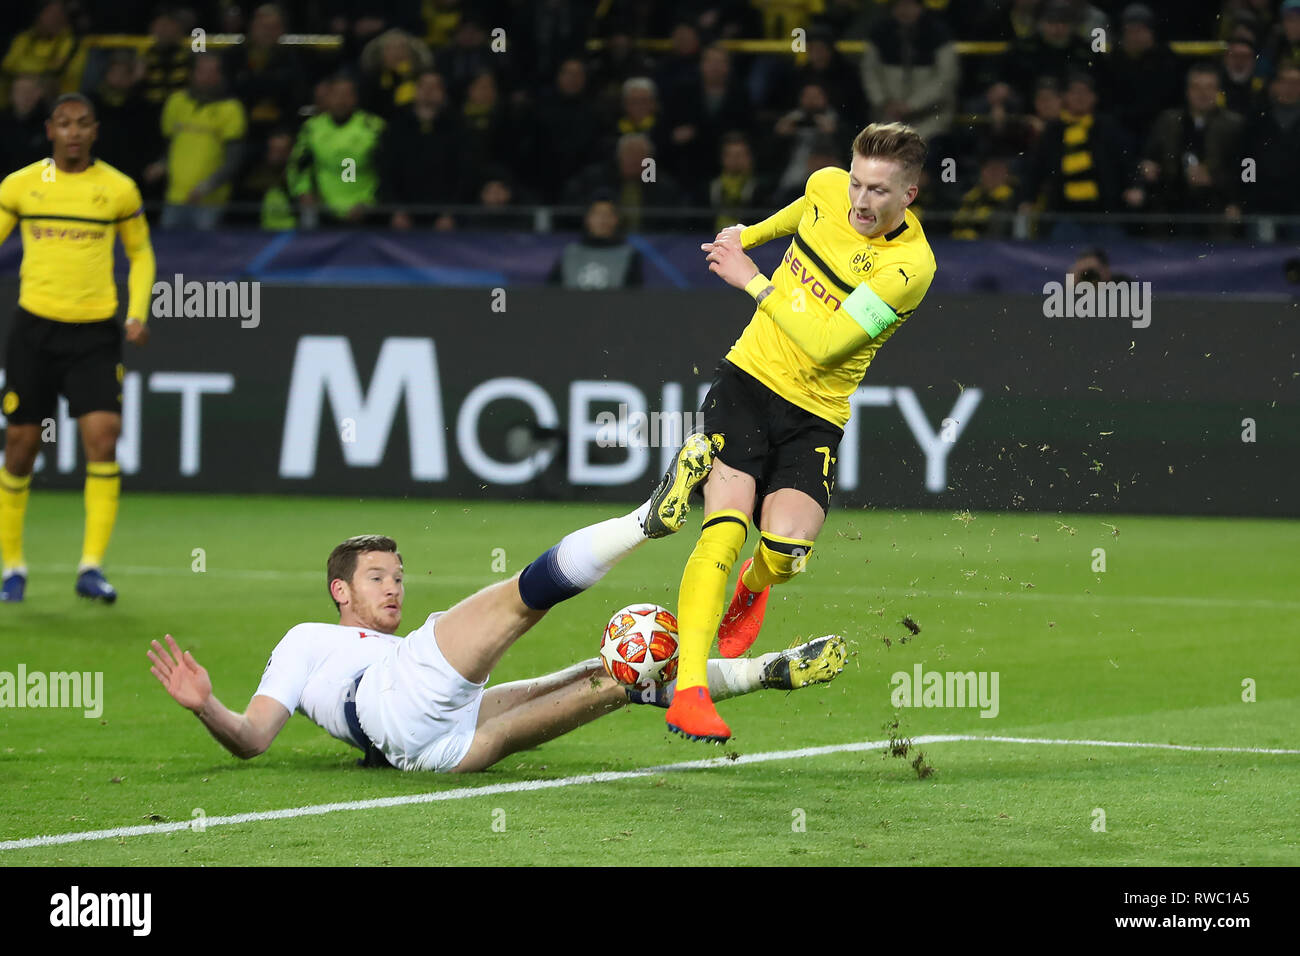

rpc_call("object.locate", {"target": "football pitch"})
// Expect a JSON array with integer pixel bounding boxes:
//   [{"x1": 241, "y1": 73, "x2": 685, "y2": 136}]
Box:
[{"x1": 1, "y1": 492, "x2": 1296, "y2": 866}]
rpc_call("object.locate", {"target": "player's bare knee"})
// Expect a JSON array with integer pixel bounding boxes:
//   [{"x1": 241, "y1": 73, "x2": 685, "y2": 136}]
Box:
[{"x1": 3, "y1": 426, "x2": 40, "y2": 475}]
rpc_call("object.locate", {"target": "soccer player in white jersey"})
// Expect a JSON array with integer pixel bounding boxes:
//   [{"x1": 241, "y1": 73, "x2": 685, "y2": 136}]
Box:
[{"x1": 148, "y1": 501, "x2": 847, "y2": 772}]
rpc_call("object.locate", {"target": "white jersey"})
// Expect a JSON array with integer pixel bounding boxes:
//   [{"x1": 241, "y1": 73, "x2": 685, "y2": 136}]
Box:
[{"x1": 254, "y1": 622, "x2": 403, "y2": 746}]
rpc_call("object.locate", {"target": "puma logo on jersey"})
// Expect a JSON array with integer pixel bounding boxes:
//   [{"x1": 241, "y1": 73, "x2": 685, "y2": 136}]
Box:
[
  {"x1": 811, "y1": 203, "x2": 822, "y2": 225},
  {"x1": 898, "y1": 268, "x2": 911, "y2": 284}
]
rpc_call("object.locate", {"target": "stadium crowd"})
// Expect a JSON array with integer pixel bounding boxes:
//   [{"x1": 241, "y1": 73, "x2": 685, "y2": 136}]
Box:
[{"x1": 2, "y1": 0, "x2": 1298, "y2": 243}]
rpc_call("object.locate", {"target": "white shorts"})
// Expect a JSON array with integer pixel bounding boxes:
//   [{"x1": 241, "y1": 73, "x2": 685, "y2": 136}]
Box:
[{"x1": 354, "y1": 612, "x2": 486, "y2": 772}]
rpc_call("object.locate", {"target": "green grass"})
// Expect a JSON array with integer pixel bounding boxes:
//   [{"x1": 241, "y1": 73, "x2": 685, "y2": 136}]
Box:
[{"x1": 1, "y1": 493, "x2": 1297, "y2": 865}]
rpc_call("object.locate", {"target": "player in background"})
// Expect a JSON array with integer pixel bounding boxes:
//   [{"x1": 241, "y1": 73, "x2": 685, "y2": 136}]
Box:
[
  {"x1": 0, "y1": 93, "x2": 156, "y2": 604},
  {"x1": 149, "y1": 506, "x2": 847, "y2": 773},
  {"x1": 647, "y1": 122, "x2": 937, "y2": 743}
]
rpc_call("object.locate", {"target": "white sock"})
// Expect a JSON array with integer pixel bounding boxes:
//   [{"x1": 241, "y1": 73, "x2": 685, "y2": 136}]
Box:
[
  {"x1": 647, "y1": 655, "x2": 777, "y2": 707},
  {"x1": 707, "y1": 655, "x2": 775, "y2": 701},
  {"x1": 552, "y1": 507, "x2": 649, "y2": 590}
]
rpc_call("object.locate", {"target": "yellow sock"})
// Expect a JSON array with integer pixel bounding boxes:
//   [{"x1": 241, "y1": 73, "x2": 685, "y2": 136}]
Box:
[
  {"x1": 80, "y1": 461, "x2": 121, "y2": 569},
  {"x1": 742, "y1": 532, "x2": 815, "y2": 592},
  {"x1": 674, "y1": 509, "x2": 749, "y2": 690},
  {"x1": 0, "y1": 467, "x2": 31, "y2": 572}
]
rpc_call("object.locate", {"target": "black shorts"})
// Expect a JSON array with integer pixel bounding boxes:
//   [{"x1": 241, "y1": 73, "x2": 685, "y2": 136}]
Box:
[
  {"x1": 697, "y1": 360, "x2": 843, "y2": 515},
  {"x1": 2, "y1": 307, "x2": 123, "y2": 425}
]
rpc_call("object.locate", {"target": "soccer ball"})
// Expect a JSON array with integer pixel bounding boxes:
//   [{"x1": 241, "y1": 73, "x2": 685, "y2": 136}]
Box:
[{"x1": 600, "y1": 604, "x2": 680, "y2": 686}]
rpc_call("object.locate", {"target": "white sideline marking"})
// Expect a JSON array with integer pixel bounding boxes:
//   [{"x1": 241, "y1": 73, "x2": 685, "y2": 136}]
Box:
[
  {"x1": 2, "y1": 734, "x2": 1296, "y2": 852},
  {"x1": 34, "y1": 563, "x2": 1299, "y2": 610}
]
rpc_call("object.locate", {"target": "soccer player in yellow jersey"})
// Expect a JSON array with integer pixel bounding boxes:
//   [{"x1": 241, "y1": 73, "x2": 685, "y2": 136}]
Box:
[
  {"x1": 0, "y1": 93, "x2": 156, "y2": 604},
  {"x1": 646, "y1": 122, "x2": 937, "y2": 742}
]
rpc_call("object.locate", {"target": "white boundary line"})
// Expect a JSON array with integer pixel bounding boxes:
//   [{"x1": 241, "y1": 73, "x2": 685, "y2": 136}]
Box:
[{"x1": 2, "y1": 733, "x2": 1297, "y2": 852}]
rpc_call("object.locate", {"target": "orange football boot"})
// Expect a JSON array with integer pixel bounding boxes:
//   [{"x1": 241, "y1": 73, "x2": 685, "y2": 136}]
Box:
[
  {"x1": 717, "y1": 558, "x2": 769, "y2": 658},
  {"x1": 664, "y1": 685, "x2": 731, "y2": 743}
]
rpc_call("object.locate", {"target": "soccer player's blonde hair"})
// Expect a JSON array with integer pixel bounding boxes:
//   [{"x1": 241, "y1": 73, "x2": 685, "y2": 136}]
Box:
[{"x1": 851, "y1": 123, "x2": 928, "y2": 181}]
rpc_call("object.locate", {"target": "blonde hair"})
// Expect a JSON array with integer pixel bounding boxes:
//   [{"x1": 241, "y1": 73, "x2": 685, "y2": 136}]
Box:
[{"x1": 851, "y1": 122, "x2": 927, "y2": 179}]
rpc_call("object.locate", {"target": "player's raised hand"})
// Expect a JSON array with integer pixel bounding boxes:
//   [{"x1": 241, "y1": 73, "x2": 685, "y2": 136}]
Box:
[
  {"x1": 704, "y1": 240, "x2": 760, "y2": 291},
  {"x1": 148, "y1": 634, "x2": 212, "y2": 714},
  {"x1": 701, "y1": 224, "x2": 744, "y2": 254}
]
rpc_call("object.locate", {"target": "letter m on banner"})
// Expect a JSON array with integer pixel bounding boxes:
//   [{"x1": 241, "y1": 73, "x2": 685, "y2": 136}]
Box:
[{"x1": 279, "y1": 336, "x2": 448, "y2": 480}]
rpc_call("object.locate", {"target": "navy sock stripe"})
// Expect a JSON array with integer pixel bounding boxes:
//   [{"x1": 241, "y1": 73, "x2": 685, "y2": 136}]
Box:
[
  {"x1": 518, "y1": 545, "x2": 583, "y2": 611},
  {"x1": 701, "y1": 514, "x2": 748, "y2": 534},
  {"x1": 760, "y1": 535, "x2": 810, "y2": 556}
]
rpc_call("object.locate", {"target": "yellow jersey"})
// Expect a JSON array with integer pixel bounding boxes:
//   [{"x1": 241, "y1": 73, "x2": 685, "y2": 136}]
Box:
[
  {"x1": 0, "y1": 158, "x2": 155, "y2": 322},
  {"x1": 731, "y1": 166, "x2": 936, "y2": 428},
  {"x1": 160, "y1": 90, "x2": 247, "y2": 206}
]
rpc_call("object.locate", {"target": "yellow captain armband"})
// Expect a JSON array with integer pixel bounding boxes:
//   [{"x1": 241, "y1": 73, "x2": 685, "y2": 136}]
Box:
[{"x1": 842, "y1": 282, "x2": 900, "y2": 339}]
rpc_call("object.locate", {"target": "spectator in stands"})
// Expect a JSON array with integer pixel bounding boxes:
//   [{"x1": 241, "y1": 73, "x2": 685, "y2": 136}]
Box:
[
  {"x1": 460, "y1": 69, "x2": 512, "y2": 176},
  {"x1": 654, "y1": 21, "x2": 702, "y2": 107},
  {"x1": 511, "y1": 0, "x2": 589, "y2": 103},
  {"x1": 360, "y1": 28, "x2": 434, "y2": 119},
  {"x1": 436, "y1": 16, "x2": 505, "y2": 105},
  {"x1": 1018, "y1": 71, "x2": 1128, "y2": 239},
  {"x1": 689, "y1": 2, "x2": 763, "y2": 39},
  {"x1": 958, "y1": 81, "x2": 1032, "y2": 162},
  {"x1": 769, "y1": 133, "x2": 842, "y2": 206},
  {"x1": 157, "y1": 53, "x2": 248, "y2": 230},
  {"x1": 235, "y1": 129, "x2": 297, "y2": 230},
  {"x1": 0, "y1": 74, "x2": 49, "y2": 171},
  {"x1": 771, "y1": 82, "x2": 841, "y2": 200},
  {"x1": 987, "y1": 0, "x2": 1046, "y2": 42},
  {"x1": 660, "y1": 44, "x2": 751, "y2": 198},
  {"x1": 548, "y1": 194, "x2": 643, "y2": 289},
  {"x1": 420, "y1": 0, "x2": 465, "y2": 49},
  {"x1": 224, "y1": 3, "x2": 305, "y2": 144},
  {"x1": 89, "y1": 52, "x2": 157, "y2": 184},
  {"x1": 586, "y1": 25, "x2": 655, "y2": 117},
  {"x1": 1026, "y1": 76, "x2": 1065, "y2": 149},
  {"x1": 752, "y1": 0, "x2": 826, "y2": 39},
  {"x1": 796, "y1": 23, "x2": 868, "y2": 122},
  {"x1": 1262, "y1": 0, "x2": 1300, "y2": 77},
  {"x1": 379, "y1": 69, "x2": 461, "y2": 230},
  {"x1": 998, "y1": 0, "x2": 1097, "y2": 105},
  {"x1": 461, "y1": 165, "x2": 535, "y2": 230},
  {"x1": 1058, "y1": 0, "x2": 1108, "y2": 42},
  {"x1": 613, "y1": 76, "x2": 662, "y2": 150},
  {"x1": 1100, "y1": 4, "x2": 1181, "y2": 152},
  {"x1": 709, "y1": 132, "x2": 764, "y2": 232},
  {"x1": 1, "y1": 0, "x2": 82, "y2": 107},
  {"x1": 1220, "y1": 32, "x2": 1265, "y2": 118},
  {"x1": 951, "y1": 154, "x2": 1018, "y2": 239},
  {"x1": 289, "y1": 74, "x2": 385, "y2": 225},
  {"x1": 1219, "y1": 0, "x2": 1275, "y2": 44},
  {"x1": 1069, "y1": 245, "x2": 1133, "y2": 283},
  {"x1": 563, "y1": 132, "x2": 686, "y2": 233},
  {"x1": 861, "y1": 0, "x2": 958, "y2": 142},
  {"x1": 1126, "y1": 61, "x2": 1245, "y2": 231},
  {"x1": 526, "y1": 58, "x2": 602, "y2": 202},
  {"x1": 1241, "y1": 62, "x2": 1300, "y2": 237},
  {"x1": 139, "y1": 9, "x2": 191, "y2": 114}
]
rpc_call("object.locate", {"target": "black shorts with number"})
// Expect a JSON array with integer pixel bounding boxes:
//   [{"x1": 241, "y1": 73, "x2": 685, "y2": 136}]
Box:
[
  {"x1": 3, "y1": 307, "x2": 123, "y2": 425},
  {"x1": 697, "y1": 360, "x2": 842, "y2": 515}
]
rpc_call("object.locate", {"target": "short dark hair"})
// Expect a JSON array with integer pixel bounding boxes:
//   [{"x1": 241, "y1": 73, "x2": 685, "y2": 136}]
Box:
[
  {"x1": 327, "y1": 535, "x2": 401, "y2": 611},
  {"x1": 49, "y1": 92, "x2": 95, "y2": 119},
  {"x1": 1187, "y1": 60, "x2": 1220, "y2": 80}
]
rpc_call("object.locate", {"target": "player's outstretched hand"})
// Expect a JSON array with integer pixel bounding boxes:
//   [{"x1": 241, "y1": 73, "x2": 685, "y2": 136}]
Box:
[
  {"x1": 700, "y1": 223, "x2": 744, "y2": 254},
  {"x1": 703, "y1": 239, "x2": 760, "y2": 291},
  {"x1": 148, "y1": 634, "x2": 212, "y2": 714}
]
